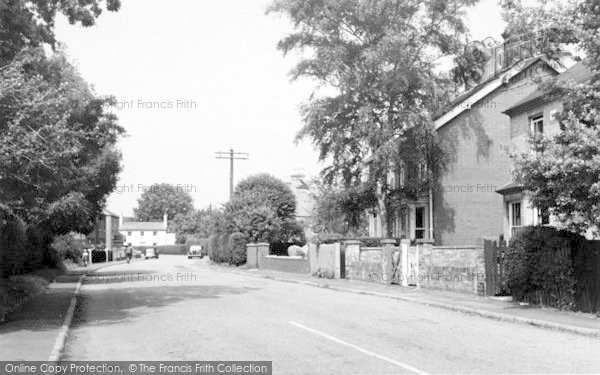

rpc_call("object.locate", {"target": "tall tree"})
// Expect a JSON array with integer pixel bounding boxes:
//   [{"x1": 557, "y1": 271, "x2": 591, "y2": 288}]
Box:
[
  {"x1": 0, "y1": 47, "x2": 124, "y2": 233},
  {"x1": 134, "y1": 183, "x2": 194, "y2": 222},
  {"x1": 224, "y1": 174, "x2": 299, "y2": 243},
  {"x1": 169, "y1": 209, "x2": 213, "y2": 244},
  {"x1": 268, "y1": 0, "x2": 478, "y2": 237}
]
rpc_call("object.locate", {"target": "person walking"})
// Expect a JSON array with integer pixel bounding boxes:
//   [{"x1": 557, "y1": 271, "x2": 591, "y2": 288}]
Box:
[{"x1": 82, "y1": 248, "x2": 90, "y2": 267}]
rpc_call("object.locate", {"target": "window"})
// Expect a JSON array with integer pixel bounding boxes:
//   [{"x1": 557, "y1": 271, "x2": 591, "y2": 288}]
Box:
[
  {"x1": 510, "y1": 202, "x2": 522, "y2": 236},
  {"x1": 140, "y1": 231, "x2": 144, "y2": 236},
  {"x1": 372, "y1": 211, "x2": 378, "y2": 236},
  {"x1": 417, "y1": 162, "x2": 427, "y2": 181},
  {"x1": 530, "y1": 113, "x2": 543, "y2": 134},
  {"x1": 153, "y1": 231, "x2": 158, "y2": 236},
  {"x1": 127, "y1": 232, "x2": 132, "y2": 236},
  {"x1": 539, "y1": 207, "x2": 550, "y2": 225},
  {"x1": 398, "y1": 161, "x2": 405, "y2": 188},
  {"x1": 415, "y1": 207, "x2": 426, "y2": 239}
]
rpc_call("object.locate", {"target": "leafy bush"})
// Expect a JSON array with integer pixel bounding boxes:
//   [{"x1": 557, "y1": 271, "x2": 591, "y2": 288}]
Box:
[
  {"x1": 50, "y1": 234, "x2": 84, "y2": 263},
  {"x1": 0, "y1": 204, "x2": 28, "y2": 277},
  {"x1": 230, "y1": 232, "x2": 247, "y2": 266},
  {"x1": 208, "y1": 233, "x2": 231, "y2": 264},
  {"x1": 506, "y1": 226, "x2": 582, "y2": 310}
]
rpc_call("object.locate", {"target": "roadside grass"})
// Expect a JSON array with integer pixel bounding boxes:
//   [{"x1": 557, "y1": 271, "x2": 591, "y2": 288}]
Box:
[{"x1": 0, "y1": 268, "x2": 62, "y2": 323}]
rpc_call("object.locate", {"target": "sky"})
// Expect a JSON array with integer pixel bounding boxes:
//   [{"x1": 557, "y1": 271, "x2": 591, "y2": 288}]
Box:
[{"x1": 54, "y1": 0, "x2": 506, "y2": 217}]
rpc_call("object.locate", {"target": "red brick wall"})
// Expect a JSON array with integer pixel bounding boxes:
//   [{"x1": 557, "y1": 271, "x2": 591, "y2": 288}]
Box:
[{"x1": 433, "y1": 62, "x2": 557, "y2": 246}]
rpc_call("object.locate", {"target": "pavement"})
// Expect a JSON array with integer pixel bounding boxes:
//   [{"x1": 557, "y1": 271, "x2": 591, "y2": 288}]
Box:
[
  {"x1": 232, "y1": 267, "x2": 600, "y2": 337},
  {"x1": 1, "y1": 255, "x2": 599, "y2": 373},
  {"x1": 0, "y1": 258, "x2": 135, "y2": 361}
]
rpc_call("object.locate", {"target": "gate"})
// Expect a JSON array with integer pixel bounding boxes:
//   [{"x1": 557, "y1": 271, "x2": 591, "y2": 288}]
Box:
[{"x1": 484, "y1": 239, "x2": 508, "y2": 296}]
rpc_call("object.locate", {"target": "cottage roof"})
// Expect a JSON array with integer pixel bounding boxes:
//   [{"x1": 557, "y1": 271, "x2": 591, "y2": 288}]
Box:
[
  {"x1": 434, "y1": 57, "x2": 562, "y2": 130},
  {"x1": 495, "y1": 181, "x2": 524, "y2": 195},
  {"x1": 120, "y1": 221, "x2": 166, "y2": 231},
  {"x1": 102, "y1": 208, "x2": 119, "y2": 217},
  {"x1": 503, "y1": 62, "x2": 594, "y2": 116}
]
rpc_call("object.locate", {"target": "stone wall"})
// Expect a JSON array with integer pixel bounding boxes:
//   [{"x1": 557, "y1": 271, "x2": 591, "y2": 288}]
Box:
[
  {"x1": 259, "y1": 255, "x2": 310, "y2": 274},
  {"x1": 418, "y1": 240, "x2": 485, "y2": 295},
  {"x1": 308, "y1": 243, "x2": 340, "y2": 277},
  {"x1": 344, "y1": 240, "x2": 397, "y2": 283},
  {"x1": 246, "y1": 243, "x2": 310, "y2": 274}
]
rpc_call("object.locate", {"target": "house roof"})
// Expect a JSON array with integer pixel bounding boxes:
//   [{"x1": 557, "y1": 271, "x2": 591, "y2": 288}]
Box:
[
  {"x1": 496, "y1": 181, "x2": 524, "y2": 195},
  {"x1": 503, "y1": 62, "x2": 594, "y2": 116},
  {"x1": 434, "y1": 57, "x2": 562, "y2": 130},
  {"x1": 120, "y1": 221, "x2": 166, "y2": 231},
  {"x1": 102, "y1": 208, "x2": 119, "y2": 217}
]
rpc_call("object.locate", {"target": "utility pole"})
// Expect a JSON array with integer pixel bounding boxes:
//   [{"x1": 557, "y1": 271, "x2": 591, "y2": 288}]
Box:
[{"x1": 215, "y1": 149, "x2": 249, "y2": 200}]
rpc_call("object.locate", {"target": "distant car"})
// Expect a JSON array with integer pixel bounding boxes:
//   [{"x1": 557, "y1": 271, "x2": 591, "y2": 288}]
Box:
[
  {"x1": 145, "y1": 248, "x2": 159, "y2": 259},
  {"x1": 188, "y1": 245, "x2": 204, "y2": 259}
]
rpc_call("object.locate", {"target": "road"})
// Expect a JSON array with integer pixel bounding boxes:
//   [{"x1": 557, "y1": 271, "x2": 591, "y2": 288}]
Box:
[{"x1": 62, "y1": 255, "x2": 600, "y2": 374}]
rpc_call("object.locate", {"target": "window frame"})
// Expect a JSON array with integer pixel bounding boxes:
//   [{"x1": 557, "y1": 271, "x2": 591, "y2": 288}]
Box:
[{"x1": 530, "y1": 113, "x2": 544, "y2": 134}]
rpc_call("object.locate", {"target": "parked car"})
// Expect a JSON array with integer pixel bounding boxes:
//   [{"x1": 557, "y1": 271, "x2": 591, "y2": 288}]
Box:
[
  {"x1": 188, "y1": 245, "x2": 204, "y2": 259},
  {"x1": 145, "y1": 248, "x2": 159, "y2": 259}
]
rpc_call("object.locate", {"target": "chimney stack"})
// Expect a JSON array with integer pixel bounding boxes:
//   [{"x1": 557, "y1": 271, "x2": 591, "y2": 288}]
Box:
[{"x1": 163, "y1": 213, "x2": 168, "y2": 228}]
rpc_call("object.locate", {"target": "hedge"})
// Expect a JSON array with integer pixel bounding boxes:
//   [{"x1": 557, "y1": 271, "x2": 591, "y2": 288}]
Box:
[
  {"x1": 0, "y1": 205, "x2": 28, "y2": 277},
  {"x1": 309, "y1": 234, "x2": 400, "y2": 247},
  {"x1": 506, "y1": 226, "x2": 600, "y2": 312},
  {"x1": 208, "y1": 232, "x2": 247, "y2": 265}
]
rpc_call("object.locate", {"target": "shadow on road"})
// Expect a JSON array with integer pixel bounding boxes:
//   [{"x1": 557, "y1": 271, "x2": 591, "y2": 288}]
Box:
[{"x1": 73, "y1": 284, "x2": 257, "y2": 327}]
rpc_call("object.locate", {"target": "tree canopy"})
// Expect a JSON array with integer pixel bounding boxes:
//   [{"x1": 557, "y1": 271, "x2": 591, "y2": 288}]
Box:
[
  {"x1": 133, "y1": 183, "x2": 194, "y2": 222},
  {"x1": 0, "y1": 0, "x2": 121, "y2": 62},
  {"x1": 0, "y1": 47, "x2": 124, "y2": 234},
  {"x1": 268, "y1": 0, "x2": 478, "y2": 236},
  {"x1": 224, "y1": 174, "x2": 300, "y2": 243}
]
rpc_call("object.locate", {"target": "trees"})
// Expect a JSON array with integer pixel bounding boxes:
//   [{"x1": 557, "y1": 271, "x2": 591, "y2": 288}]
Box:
[
  {"x1": 505, "y1": 0, "x2": 600, "y2": 235},
  {"x1": 268, "y1": 0, "x2": 478, "y2": 237},
  {"x1": 0, "y1": 0, "x2": 121, "y2": 63},
  {"x1": 0, "y1": 47, "x2": 124, "y2": 234},
  {"x1": 225, "y1": 174, "x2": 300, "y2": 243},
  {"x1": 133, "y1": 183, "x2": 194, "y2": 222},
  {"x1": 310, "y1": 180, "x2": 374, "y2": 235},
  {"x1": 0, "y1": 0, "x2": 123, "y2": 271},
  {"x1": 169, "y1": 209, "x2": 214, "y2": 244}
]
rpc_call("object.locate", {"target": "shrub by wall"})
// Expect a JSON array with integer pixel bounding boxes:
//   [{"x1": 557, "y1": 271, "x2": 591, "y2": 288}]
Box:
[
  {"x1": 208, "y1": 233, "x2": 231, "y2": 264},
  {"x1": 0, "y1": 205, "x2": 28, "y2": 277},
  {"x1": 50, "y1": 234, "x2": 84, "y2": 263},
  {"x1": 230, "y1": 232, "x2": 247, "y2": 266},
  {"x1": 506, "y1": 226, "x2": 583, "y2": 310}
]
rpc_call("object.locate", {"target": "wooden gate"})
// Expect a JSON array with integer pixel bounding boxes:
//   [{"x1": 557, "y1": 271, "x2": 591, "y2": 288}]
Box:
[{"x1": 484, "y1": 239, "x2": 508, "y2": 296}]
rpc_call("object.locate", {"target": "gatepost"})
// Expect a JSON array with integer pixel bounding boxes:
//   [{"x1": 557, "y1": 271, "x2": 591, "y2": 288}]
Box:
[
  {"x1": 400, "y1": 239, "x2": 411, "y2": 287},
  {"x1": 256, "y1": 243, "x2": 270, "y2": 268},
  {"x1": 381, "y1": 239, "x2": 396, "y2": 284},
  {"x1": 416, "y1": 238, "x2": 434, "y2": 288},
  {"x1": 246, "y1": 243, "x2": 258, "y2": 269}
]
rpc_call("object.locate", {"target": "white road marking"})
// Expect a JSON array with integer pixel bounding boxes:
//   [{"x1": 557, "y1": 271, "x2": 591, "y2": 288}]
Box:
[{"x1": 289, "y1": 320, "x2": 429, "y2": 375}]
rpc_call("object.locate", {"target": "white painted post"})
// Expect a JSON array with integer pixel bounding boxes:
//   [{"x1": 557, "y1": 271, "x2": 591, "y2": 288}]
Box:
[{"x1": 400, "y1": 239, "x2": 410, "y2": 287}]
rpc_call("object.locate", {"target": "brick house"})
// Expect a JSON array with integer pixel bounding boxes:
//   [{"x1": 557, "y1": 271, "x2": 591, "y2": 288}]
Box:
[
  {"x1": 368, "y1": 56, "x2": 588, "y2": 245},
  {"x1": 87, "y1": 209, "x2": 124, "y2": 249},
  {"x1": 499, "y1": 62, "x2": 593, "y2": 241}
]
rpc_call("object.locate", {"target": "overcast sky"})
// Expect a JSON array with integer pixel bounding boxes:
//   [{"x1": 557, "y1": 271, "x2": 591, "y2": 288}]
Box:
[{"x1": 54, "y1": 0, "x2": 505, "y2": 217}]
